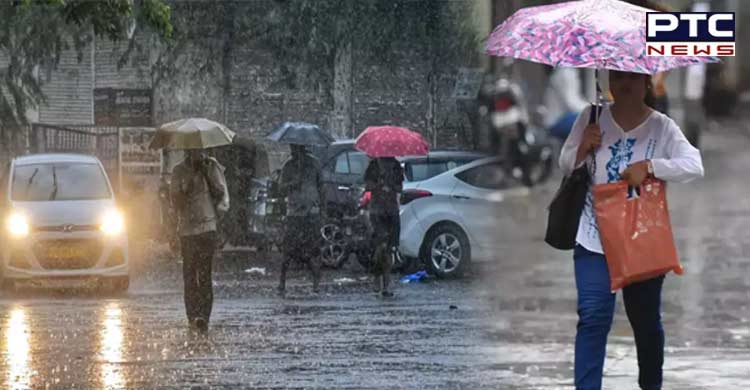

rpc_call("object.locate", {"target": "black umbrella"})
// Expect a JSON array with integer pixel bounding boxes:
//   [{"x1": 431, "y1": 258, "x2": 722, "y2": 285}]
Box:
[{"x1": 266, "y1": 122, "x2": 335, "y2": 146}]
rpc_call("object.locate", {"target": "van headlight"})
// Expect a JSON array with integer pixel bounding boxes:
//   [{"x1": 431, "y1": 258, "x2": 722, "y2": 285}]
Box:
[
  {"x1": 100, "y1": 209, "x2": 125, "y2": 236},
  {"x1": 6, "y1": 212, "x2": 29, "y2": 238}
]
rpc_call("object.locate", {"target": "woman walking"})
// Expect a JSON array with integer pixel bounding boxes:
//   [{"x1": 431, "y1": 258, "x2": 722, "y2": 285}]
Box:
[
  {"x1": 558, "y1": 70, "x2": 704, "y2": 390},
  {"x1": 364, "y1": 157, "x2": 404, "y2": 298}
]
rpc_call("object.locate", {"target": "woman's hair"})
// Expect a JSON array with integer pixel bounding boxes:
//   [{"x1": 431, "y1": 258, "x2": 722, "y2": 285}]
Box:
[{"x1": 644, "y1": 74, "x2": 656, "y2": 109}]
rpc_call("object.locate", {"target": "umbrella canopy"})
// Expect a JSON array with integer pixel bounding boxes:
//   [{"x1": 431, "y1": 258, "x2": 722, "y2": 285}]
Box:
[
  {"x1": 485, "y1": 0, "x2": 718, "y2": 74},
  {"x1": 266, "y1": 122, "x2": 335, "y2": 147},
  {"x1": 355, "y1": 126, "x2": 429, "y2": 158},
  {"x1": 149, "y1": 118, "x2": 235, "y2": 150}
]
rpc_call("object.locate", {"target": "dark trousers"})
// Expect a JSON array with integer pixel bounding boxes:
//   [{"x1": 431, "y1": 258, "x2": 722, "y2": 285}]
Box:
[
  {"x1": 574, "y1": 245, "x2": 665, "y2": 390},
  {"x1": 279, "y1": 216, "x2": 322, "y2": 291},
  {"x1": 370, "y1": 214, "x2": 400, "y2": 249},
  {"x1": 369, "y1": 214, "x2": 400, "y2": 292},
  {"x1": 181, "y1": 231, "x2": 217, "y2": 324}
]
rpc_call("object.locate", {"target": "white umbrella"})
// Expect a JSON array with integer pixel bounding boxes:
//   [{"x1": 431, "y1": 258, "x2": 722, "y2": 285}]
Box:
[{"x1": 149, "y1": 118, "x2": 236, "y2": 150}]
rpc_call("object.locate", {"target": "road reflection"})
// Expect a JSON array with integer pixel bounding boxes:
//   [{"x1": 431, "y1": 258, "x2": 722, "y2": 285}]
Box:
[
  {"x1": 99, "y1": 303, "x2": 125, "y2": 389},
  {"x1": 6, "y1": 307, "x2": 31, "y2": 390}
]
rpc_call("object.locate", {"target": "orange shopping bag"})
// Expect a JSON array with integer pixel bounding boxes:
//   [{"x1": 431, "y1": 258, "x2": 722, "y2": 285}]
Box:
[{"x1": 592, "y1": 179, "x2": 683, "y2": 291}]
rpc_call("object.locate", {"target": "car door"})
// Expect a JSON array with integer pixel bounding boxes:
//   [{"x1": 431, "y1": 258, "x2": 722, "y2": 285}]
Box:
[
  {"x1": 322, "y1": 150, "x2": 369, "y2": 213},
  {"x1": 449, "y1": 161, "x2": 513, "y2": 252}
]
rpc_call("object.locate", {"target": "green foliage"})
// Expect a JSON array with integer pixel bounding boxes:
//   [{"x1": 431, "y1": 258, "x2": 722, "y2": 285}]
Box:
[{"x1": 0, "y1": 0, "x2": 172, "y2": 131}]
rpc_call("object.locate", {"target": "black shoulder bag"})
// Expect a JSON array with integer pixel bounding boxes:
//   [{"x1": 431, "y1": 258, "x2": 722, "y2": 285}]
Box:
[{"x1": 544, "y1": 104, "x2": 600, "y2": 250}]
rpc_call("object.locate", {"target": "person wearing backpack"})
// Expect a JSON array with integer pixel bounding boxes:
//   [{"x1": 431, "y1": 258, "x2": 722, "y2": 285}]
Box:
[{"x1": 171, "y1": 149, "x2": 229, "y2": 333}]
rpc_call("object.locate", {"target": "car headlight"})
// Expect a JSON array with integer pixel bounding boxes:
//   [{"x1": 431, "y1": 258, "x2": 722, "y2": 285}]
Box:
[
  {"x1": 100, "y1": 209, "x2": 125, "y2": 236},
  {"x1": 6, "y1": 212, "x2": 29, "y2": 238}
]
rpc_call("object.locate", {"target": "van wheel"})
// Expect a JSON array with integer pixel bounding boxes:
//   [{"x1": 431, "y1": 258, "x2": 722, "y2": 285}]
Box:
[{"x1": 420, "y1": 223, "x2": 471, "y2": 278}]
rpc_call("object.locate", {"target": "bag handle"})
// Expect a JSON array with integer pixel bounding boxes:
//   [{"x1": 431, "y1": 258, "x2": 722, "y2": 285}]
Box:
[{"x1": 587, "y1": 103, "x2": 602, "y2": 178}]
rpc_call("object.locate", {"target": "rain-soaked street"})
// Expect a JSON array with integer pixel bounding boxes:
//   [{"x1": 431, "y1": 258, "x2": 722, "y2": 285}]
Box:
[
  {"x1": 0, "y1": 247, "x2": 487, "y2": 389},
  {"x1": 474, "y1": 124, "x2": 750, "y2": 389},
  {"x1": 1, "y1": 127, "x2": 749, "y2": 389}
]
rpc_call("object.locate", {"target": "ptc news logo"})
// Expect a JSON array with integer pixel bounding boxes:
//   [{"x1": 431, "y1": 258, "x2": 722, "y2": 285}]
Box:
[{"x1": 647, "y1": 12, "x2": 735, "y2": 57}]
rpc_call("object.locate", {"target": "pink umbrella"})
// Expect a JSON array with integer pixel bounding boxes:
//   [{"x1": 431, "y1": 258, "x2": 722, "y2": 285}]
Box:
[
  {"x1": 355, "y1": 126, "x2": 429, "y2": 157},
  {"x1": 485, "y1": 0, "x2": 718, "y2": 74}
]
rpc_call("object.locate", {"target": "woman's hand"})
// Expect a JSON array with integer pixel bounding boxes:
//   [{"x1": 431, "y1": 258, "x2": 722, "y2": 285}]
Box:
[
  {"x1": 622, "y1": 160, "x2": 652, "y2": 187},
  {"x1": 576, "y1": 124, "x2": 601, "y2": 164}
]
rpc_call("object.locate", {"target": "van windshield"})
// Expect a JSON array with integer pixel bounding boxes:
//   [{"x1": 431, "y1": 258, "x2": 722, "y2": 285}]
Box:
[{"x1": 11, "y1": 163, "x2": 111, "y2": 201}]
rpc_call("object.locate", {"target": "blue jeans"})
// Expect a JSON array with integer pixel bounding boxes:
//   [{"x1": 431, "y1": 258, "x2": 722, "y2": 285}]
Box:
[{"x1": 574, "y1": 245, "x2": 665, "y2": 390}]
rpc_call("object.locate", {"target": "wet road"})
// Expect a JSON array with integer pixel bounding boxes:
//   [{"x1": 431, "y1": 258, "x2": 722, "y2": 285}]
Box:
[
  {"x1": 474, "y1": 127, "x2": 750, "y2": 389},
  {"x1": 2, "y1": 128, "x2": 750, "y2": 389},
  {"x1": 0, "y1": 246, "x2": 488, "y2": 389}
]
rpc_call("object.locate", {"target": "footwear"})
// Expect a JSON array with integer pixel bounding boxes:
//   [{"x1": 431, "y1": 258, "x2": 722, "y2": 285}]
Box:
[
  {"x1": 277, "y1": 285, "x2": 286, "y2": 297},
  {"x1": 194, "y1": 317, "x2": 209, "y2": 333},
  {"x1": 381, "y1": 291, "x2": 394, "y2": 298}
]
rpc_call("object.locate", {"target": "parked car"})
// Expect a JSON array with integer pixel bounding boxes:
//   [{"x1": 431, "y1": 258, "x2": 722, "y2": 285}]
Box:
[
  {"x1": 399, "y1": 156, "x2": 529, "y2": 278},
  {"x1": 0, "y1": 154, "x2": 129, "y2": 291},
  {"x1": 400, "y1": 150, "x2": 489, "y2": 183},
  {"x1": 311, "y1": 140, "x2": 370, "y2": 218}
]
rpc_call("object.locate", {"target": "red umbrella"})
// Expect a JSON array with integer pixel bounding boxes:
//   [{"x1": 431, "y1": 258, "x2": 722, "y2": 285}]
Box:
[{"x1": 355, "y1": 126, "x2": 429, "y2": 157}]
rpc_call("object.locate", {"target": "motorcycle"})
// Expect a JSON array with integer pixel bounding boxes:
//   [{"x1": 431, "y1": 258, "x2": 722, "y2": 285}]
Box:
[
  {"x1": 320, "y1": 189, "x2": 407, "y2": 272},
  {"x1": 482, "y1": 74, "x2": 555, "y2": 187},
  {"x1": 320, "y1": 186, "x2": 372, "y2": 269}
]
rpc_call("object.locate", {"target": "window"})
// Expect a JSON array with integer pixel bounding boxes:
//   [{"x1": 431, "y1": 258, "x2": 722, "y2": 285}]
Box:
[
  {"x1": 11, "y1": 163, "x2": 112, "y2": 201},
  {"x1": 456, "y1": 163, "x2": 508, "y2": 190},
  {"x1": 405, "y1": 158, "x2": 480, "y2": 182},
  {"x1": 334, "y1": 152, "x2": 369, "y2": 175},
  {"x1": 334, "y1": 153, "x2": 349, "y2": 174},
  {"x1": 348, "y1": 152, "x2": 368, "y2": 176}
]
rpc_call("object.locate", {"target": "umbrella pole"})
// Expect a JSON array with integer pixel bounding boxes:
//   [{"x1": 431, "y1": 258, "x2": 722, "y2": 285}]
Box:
[{"x1": 595, "y1": 68, "x2": 603, "y2": 123}]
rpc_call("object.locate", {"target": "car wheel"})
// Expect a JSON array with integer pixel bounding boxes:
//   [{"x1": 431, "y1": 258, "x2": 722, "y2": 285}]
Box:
[{"x1": 421, "y1": 223, "x2": 471, "y2": 278}]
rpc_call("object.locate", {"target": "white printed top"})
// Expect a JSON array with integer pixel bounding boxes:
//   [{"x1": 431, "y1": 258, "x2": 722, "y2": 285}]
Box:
[{"x1": 558, "y1": 104, "x2": 704, "y2": 254}]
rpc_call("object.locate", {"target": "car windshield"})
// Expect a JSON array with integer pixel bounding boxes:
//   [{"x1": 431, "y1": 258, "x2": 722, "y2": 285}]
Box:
[
  {"x1": 11, "y1": 162, "x2": 111, "y2": 201},
  {"x1": 405, "y1": 158, "x2": 478, "y2": 182}
]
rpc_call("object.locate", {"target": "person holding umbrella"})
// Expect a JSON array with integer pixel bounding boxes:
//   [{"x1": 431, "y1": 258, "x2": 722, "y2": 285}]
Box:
[
  {"x1": 486, "y1": 1, "x2": 712, "y2": 388},
  {"x1": 356, "y1": 126, "x2": 429, "y2": 298},
  {"x1": 267, "y1": 122, "x2": 334, "y2": 296},
  {"x1": 150, "y1": 118, "x2": 233, "y2": 334},
  {"x1": 364, "y1": 157, "x2": 403, "y2": 297}
]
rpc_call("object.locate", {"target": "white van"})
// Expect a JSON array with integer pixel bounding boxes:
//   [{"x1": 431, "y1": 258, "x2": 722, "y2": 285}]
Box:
[{"x1": 0, "y1": 154, "x2": 129, "y2": 291}]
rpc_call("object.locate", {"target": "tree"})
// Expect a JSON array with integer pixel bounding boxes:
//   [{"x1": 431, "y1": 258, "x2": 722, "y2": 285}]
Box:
[
  {"x1": 0, "y1": 0, "x2": 172, "y2": 153},
  {"x1": 254, "y1": 0, "x2": 479, "y2": 140},
  {"x1": 397, "y1": 0, "x2": 480, "y2": 146}
]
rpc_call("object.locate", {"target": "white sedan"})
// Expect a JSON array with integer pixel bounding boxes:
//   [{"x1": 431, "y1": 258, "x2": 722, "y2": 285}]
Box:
[{"x1": 399, "y1": 157, "x2": 529, "y2": 278}]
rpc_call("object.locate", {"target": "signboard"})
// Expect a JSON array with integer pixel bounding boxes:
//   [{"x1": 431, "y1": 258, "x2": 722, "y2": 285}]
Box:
[
  {"x1": 452, "y1": 68, "x2": 484, "y2": 99},
  {"x1": 119, "y1": 127, "x2": 162, "y2": 175},
  {"x1": 95, "y1": 89, "x2": 153, "y2": 126}
]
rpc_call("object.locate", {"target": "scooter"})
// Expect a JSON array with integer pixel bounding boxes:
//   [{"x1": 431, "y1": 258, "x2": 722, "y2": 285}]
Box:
[
  {"x1": 484, "y1": 76, "x2": 555, "y2": 187},
  {"x1": 320, "y1": 189, "x2": 407, "y2": 272},
  {"x1": 320, "y1": 186, "x2": 373, "y2": 269}
]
